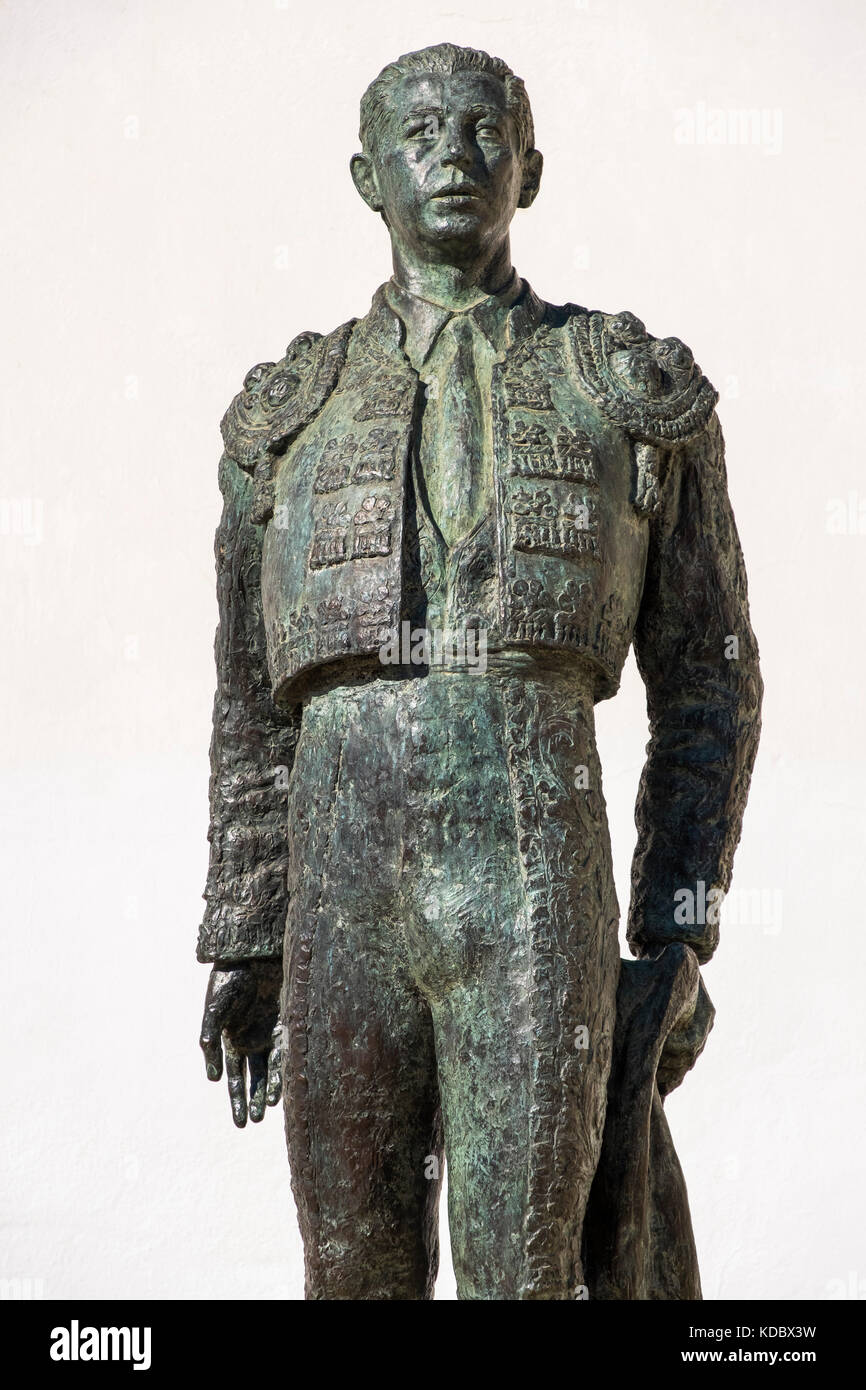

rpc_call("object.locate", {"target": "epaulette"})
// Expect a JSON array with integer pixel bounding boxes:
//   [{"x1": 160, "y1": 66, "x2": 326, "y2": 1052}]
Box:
[
  {"x1": 565, "y1": 307, "x2": 718, "y2": 516},
  {"x1": 221, "y1": 318, "x2": 356, "y2": 523},
  {"x1": 566, "y1": 308, "x2": 718, "y2": 445}
]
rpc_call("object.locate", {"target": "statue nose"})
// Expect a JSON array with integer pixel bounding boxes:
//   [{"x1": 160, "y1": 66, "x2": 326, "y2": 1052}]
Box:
[{"x1": 442, "y1": 137, "x2": 471, "y2": 167}]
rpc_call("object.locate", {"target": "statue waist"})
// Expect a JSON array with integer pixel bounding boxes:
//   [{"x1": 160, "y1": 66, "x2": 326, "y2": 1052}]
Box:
[{"x1": 293, "y1": 646, "x2": 600, "y2": 712}]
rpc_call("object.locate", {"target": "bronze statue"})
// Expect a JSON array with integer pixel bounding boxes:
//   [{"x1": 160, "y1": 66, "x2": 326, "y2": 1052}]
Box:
[{"x1": 197, "y1": 43, "x2": 762, "y2": 1300}]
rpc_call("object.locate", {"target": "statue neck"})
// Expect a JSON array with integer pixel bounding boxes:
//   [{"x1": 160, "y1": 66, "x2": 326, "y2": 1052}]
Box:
[{"x1": 390, "y1": 238, "x2": 514, "y2": 312}]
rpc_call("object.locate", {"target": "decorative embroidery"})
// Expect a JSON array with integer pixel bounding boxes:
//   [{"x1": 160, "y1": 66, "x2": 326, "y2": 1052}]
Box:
[
  {"x1": 352, "y1": 428, "x2": 400, "y2": 483},
  {"x1": 595, "y1": 592, "x2": 629, "y2": 668},
  {"x1": 632, "y1": 441, "x2": 661, "y2": 516},
  {"x1": 243, "y1": 361, "x2": 275, "y2": 392},
  {"x1": 352, "y1": 580, "x2": 395, "y2": 648},
  {"x1": 553, "y1": 578, "x2": 592, "y2": 643},
  {"x1": 503, "y1": 365, "x2": 554, "y2": 411},
  {"x1": 309, "y1": 501, "x2": 350, "y2": 569},
  {"x1": 261, "y1": 302, "x2": 672, "y2": 702},
  {"x1": 314, "y1": 436, "x2": 357, "y2": 493},
  {"x1": 503, "y1": 572, "x2": 630, "y2": 682},
  {"x1": 317, "y1": 595, "x2": 351, "y2": 632},
  {"x1": 510, "y1": 487, "x2": 599, "y2": 561},
  {"x1": 508, "y1": 420, "x2": 555, "y2": 474},
  {"x1": 263, "y1": 371, "x2": 295, "y2": 410},
  {"x1": 285, "y1": 604, "x2": 314, "y2": 640},
  {"x1": 307, "y1": 494, "x2": 396, "y2": 571},
  {"x1": 566, "y1": 307, "x2": 718, "y2": 444},
  {"x1": 507, "y1": 420, "x2": 599, "y2": 485},
  {"x1": 351, "y1": 496, "x2": 394, "y2": 559},
  {"x1": 499, "y1": 677, "x2": 617, "y2": 1296},
  {"x1": 507, "y1": 576, "x2": 555, "y2": 642},
  {"x1": 279, "y1": 585, "x2": 396, "y2": 671},
  {"x1": 353, "y1": 376, "x2": 415, "y2": 421},
  {"x1": 221, "y1": 319, "x2": 356, "y2": 522},
  {"x1": 555, "y1": 426, "x2": 598, "y2": 485}
]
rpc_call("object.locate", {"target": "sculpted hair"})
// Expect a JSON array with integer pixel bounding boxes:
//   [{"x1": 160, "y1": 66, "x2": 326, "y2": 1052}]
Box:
[{"x1": 359, "y1": 42, "x2": 536, "y2": 158}]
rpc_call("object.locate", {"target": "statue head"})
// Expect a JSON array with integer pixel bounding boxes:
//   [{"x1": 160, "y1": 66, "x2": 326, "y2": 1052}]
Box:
[{"x1": 350, "y1": 43, "x2": 543, "y2": 267}]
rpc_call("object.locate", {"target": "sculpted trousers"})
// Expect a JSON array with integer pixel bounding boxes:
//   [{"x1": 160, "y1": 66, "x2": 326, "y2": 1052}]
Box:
[{"x1": 280, "y1": 666, "x2": 621, "y2": 1299}]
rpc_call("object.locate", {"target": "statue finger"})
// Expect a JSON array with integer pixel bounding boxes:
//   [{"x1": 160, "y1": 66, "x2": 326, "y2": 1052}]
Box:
[
  {"x1": 248, "y1": 1052, "x2": 268, "y2": 1123},
  {"x1": 224, "y1": 1038, "x2": 248, "y2": 1128},
  {"x1": 200, "y1": 1005, "x2": 225, "y2": 1082}
]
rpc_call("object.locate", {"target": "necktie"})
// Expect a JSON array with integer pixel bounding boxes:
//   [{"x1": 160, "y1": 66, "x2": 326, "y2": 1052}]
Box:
[{"x1": 420, "y1": 313, "x2": 491, "y2": 549}]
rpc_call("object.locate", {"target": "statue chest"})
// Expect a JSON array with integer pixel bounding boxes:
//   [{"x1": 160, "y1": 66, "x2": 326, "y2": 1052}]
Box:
[{"x1": 260, "y1": 327, "x2": 650, "y2": 702}]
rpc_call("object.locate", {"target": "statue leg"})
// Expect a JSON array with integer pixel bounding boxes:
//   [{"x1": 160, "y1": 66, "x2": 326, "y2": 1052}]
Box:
[
  {"x1": 428, "y1": 873, "x2": 618, "y2": 1299},
  {"x1": 281, "y1": 687, "x2": 443, "y2": 1301},
  {"x1": 399, "y1": 672, "x2": 619, "y2": 1300}
]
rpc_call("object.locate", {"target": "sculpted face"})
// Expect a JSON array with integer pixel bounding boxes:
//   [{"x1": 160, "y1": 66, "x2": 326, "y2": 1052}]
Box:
[{"x1": 353, "y1": 69, "x2": 540, "y2": 263}]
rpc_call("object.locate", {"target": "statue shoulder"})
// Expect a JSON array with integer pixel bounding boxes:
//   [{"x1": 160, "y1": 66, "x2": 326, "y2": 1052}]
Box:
[
  {"x1": 221, "y1": 319, "x2": 357, "y2": 467},
  {"x1": 559, "y1": 303, "x2": 718, "y2": 447},
  {"x1": 219, "y1": 318, "x2": 356, "y2": 523}
]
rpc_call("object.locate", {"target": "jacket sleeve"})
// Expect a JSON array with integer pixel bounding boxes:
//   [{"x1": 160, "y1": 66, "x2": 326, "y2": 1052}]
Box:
[
  {"x1": 627, "y1": 411, "x2": 763, "y2": 964},
  {"x1": 197, "y1": 449, "x2": 299, "y2": 964}
]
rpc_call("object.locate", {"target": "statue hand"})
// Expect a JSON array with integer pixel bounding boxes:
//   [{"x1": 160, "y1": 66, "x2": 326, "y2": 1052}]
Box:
[
  {"x1": 656, "y1": 972, "x2": 715, "y2": 1098},
  {"x1": 199, "y1": 960, "x2": 283, "y2": 1127}
]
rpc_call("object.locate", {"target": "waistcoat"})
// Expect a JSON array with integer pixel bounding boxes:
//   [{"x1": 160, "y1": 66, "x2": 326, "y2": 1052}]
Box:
[{"x1": 220, "y1": 284, "x2": 717, "y2": 707}]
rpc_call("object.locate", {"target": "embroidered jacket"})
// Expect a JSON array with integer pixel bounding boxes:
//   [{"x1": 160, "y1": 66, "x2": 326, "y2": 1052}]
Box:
[{"x1": 198, "y1": 281, "x2": 762, "y2": 966}]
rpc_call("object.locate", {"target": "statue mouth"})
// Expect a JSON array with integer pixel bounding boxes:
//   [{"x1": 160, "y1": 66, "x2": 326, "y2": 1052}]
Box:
[{"x1": 429, "y1": 185, "x2": 482, "y2": 201}]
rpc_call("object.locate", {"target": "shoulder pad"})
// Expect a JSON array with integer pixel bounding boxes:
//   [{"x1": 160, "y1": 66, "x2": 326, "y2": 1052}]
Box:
[
  {"x1": 221, "y1": 319, "x2": 355, "y2": 522},
  {"x1": 565, "y1": 307, "x2": 718, "y2": 446}
]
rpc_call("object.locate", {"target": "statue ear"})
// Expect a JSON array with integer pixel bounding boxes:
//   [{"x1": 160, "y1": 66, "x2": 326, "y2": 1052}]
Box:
[
  {"x1": 518, "y1": 148, "x2": 543, "y2": 209},
  {"x1": 350, "y1": 153, "x2": 383, "y2": 212}
]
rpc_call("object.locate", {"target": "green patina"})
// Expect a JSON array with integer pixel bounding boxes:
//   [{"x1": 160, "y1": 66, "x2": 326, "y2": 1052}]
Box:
[{"x1": 197, "y1": 42, "x2": 762, "y2": 1300}]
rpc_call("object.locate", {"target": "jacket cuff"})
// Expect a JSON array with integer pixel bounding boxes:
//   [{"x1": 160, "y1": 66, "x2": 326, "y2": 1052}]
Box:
[{"x1": 196, "y1": 903, "x2": 286, "y2": 963}]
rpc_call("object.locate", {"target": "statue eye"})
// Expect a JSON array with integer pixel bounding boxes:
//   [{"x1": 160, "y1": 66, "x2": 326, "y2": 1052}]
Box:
[{"x1": 406, "y1": 115, "x2": 440, "y2": 139}]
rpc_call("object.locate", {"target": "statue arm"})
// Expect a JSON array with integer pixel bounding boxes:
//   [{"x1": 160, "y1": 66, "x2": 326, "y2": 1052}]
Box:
[
  {"x1": 197, "y1": 448, "x2": 299, "y2": 966},
  {"x1": 628, "y1": 411, "x2": 763, "y2": 965},
  {"x1": 196, "y1": 332, "x2": 349, "y2": 1125}
]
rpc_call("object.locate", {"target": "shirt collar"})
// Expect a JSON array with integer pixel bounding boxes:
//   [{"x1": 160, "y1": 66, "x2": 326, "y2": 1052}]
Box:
[{"x1": 384, "y1": 270, "x2": 525, "y2": 367}]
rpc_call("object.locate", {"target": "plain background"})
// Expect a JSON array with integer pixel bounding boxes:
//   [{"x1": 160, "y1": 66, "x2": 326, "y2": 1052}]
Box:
[{"x1": 2, "y1": 0, "x2": 865, "y2": 1301}]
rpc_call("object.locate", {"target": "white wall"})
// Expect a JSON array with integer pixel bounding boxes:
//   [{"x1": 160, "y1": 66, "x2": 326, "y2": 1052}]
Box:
[{"x1": 2, "y1": 0, "x2": 864, "y2": 1301}]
